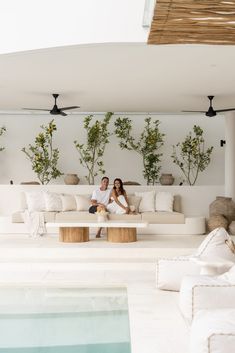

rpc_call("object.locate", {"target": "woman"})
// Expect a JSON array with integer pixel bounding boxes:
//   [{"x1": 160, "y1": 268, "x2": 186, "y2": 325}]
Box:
[{"x1": 107, "y1": 178, "x2": 130, "y2": 214}]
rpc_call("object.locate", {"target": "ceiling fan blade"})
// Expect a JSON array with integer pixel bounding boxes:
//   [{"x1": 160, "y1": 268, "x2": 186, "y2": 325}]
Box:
[
  {"x1": 60, "y1": 111, "x2": 67, "y2": 116},
  {"x1": 182, "y1": 110, "x2": 206, "y2": 113},
  {"x1": 216, "y1": 108, "x2": 235, "y2": 113},
  {"x1": 22, "y1": 108, "x2": 50, "y2": 111},
  {"x1": 60, "y1": 106, "x2": 80, "y2": 111}
]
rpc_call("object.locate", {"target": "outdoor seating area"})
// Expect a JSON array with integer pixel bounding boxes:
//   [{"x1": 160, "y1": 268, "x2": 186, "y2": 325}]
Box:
[
  {"x1": 1, "y1": 1, "x2": 235, "y2": 352},
  {"x1": 157, "y1": 227, "x2": 235, "y2": 353},
  {"x1": 2, "y1": 185, "x2": 209, "y2": 237}
]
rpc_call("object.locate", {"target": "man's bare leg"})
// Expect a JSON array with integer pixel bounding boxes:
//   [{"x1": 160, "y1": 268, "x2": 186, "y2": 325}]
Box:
[{"x1": 96, "y1": 227, "x2": 102, "y2": 238}]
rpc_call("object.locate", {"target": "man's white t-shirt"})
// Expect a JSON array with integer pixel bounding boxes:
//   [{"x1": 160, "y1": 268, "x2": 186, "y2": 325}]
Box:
[{"x1": 91, "y1": 188, "x2": 111, "y2": 206}]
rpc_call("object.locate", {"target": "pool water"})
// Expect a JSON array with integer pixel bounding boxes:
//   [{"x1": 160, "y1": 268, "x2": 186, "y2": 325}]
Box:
[
  {"x1": 0, "y1": 343, "x2": 130, "y2": 353},
  {"x1": 0, "y1": 287, "x2": 131, "y2": 353}
]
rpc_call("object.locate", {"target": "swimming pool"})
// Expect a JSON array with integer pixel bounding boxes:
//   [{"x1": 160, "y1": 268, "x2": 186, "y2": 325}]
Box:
[{"x1": 0, "y1": 287, "x2": 131, "y2": 353}]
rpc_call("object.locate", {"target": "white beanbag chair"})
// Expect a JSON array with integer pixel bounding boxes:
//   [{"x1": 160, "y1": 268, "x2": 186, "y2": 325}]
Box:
[
  {"x1": 190, "y1": 309, "x2": 235, "y2": 353},
  {"x1": 156, "y1": 228, "x2": 235, "y2": 291},
  {"x1": 179, "y1": 264, "x2": 235, "y2": 322}
]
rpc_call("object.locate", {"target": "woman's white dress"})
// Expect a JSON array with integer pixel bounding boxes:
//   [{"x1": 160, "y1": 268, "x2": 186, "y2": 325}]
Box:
[{"x1": 107, "y1": 195, "x2": 128, "y2": 214}]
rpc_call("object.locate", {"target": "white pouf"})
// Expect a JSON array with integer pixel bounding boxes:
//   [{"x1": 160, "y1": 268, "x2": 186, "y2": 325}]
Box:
[
  {"x1": 179, "y1": 275, "x2": 228, "y2": 322},
  {"x1": 156, "y1": 227, "x2": 235, "y2": 291},
  {"x1": 190, "y1": 309, "x2": 235, "y2": 353}
]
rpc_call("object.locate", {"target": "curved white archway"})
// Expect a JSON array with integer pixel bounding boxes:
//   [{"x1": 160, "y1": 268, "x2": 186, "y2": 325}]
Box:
[{"x1": 0, "y1": 0, "x2": 148, "y2": 54}]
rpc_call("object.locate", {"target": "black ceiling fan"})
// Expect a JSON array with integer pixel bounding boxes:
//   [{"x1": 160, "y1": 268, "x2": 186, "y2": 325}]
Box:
[
  {"x1": 23, "y1": 93, "x2": 80, "y2": 116},
  {"x1": 182, "y1": 96, "x2": 235, "y2": 117}
]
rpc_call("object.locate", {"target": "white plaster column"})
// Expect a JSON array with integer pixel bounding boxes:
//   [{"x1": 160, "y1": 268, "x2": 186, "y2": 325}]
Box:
[{"x1": 225, "y1": 112, "x2": 235, "y2": 198}]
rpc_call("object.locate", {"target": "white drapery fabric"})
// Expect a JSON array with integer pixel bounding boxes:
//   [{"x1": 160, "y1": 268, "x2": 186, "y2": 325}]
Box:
[{"x1": 23, "y1": 210, "x2": 46, "y2": 237}]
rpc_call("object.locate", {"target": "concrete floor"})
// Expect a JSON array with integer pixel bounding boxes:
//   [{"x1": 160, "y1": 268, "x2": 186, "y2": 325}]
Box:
[{"x1": 0, "y1": 233, "x2": 201, "y2": 353}]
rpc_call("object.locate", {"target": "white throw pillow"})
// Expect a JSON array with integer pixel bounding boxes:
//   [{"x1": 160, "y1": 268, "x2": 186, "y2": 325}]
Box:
[
  {"x1": 43, "y1": 192, "x2": 62, "y2": 212},
  {"x1": 25, "y1": 191, "x2": 45, "y2": 212},
  {"x1": 195, "y1": 227, "x2": 235, "y2": 261},
  {"x1": 127, "y1": 195, "x2": 142, "y2": 212},
  {"x1": 155, "y1": 192, "x2": 174, "y2": 212},
  {"x1": 135, "y1": 191, "x2": 155, "y2": 212},
  {"x1": 61, "y1": 194, "x2": 77, "y2": 211},
  {"x1": 75, "y1": 195, "x2": 91, "y2": 211}
]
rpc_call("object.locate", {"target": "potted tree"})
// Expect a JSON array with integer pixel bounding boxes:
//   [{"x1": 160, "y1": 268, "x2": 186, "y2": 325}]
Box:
[
  {"x1": 114, "y1": 117, "x2": 165, "y2": 185},
  {"x1": 74, "y1": 112, "x2": 113, "y2": 185},
  {"x1": 171, "y1": 125, "x2": 213, "y2": 185},
  {"x1": 22, "y1": 120, "x2": 63, "y2": 184}
]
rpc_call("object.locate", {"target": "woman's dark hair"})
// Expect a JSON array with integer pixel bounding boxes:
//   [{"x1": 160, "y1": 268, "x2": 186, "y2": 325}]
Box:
[{"x1": 113, "y1": 178, "x2": 125, "y2": 196}]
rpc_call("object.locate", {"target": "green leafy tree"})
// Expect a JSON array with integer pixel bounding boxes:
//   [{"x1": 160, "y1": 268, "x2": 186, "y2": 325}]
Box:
[
  {"x1": 0, "y1": 126, "x2": 6, "y2": 152},
  {"x1": 74, "y1": 112, "x2": 113, "y2": 185},
  {"x1": 114, "y1": 117, "x2": 165, "y2": 185},
  {"x1": 22, "y1": 120, "x2": 63, "y2": 184},
  {"x1": 171, "y1": 125, "x2": 213, "y2": 185}
]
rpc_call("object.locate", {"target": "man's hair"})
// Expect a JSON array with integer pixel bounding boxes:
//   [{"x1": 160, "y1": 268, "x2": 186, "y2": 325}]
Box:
[{"x1": 101, "y1": 176, "x2": 109, "y2": 182}]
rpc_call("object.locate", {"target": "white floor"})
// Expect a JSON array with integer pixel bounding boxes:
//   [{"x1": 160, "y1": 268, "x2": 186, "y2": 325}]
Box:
[{"x1": 0, "y1": 233, "x2": 202, "y2": 353}]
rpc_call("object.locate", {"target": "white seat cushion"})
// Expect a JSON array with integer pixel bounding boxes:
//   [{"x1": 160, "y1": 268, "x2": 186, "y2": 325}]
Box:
[{"x1": 190, "y1": 309, "x2": 235, "y2": 353}]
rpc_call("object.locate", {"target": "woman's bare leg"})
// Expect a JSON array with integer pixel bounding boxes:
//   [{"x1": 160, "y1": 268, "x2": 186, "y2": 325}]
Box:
[{"x1": 96, "y1": 227, "x2": 102, "y2": 238}]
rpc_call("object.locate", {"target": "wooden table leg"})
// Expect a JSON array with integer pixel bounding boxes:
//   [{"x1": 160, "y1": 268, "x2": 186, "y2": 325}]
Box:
[
  {"x1": 107, "y1": 227, "x2": 137, "y2": 243},
  {"x1": 59, "y1": 227, "x2": 89, "y2": 242}
]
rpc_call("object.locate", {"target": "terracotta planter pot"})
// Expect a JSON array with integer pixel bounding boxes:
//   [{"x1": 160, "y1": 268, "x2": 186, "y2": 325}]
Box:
[
  {"x1": 64, "y1": 174, "x2": 80, "y2": 185},
  {"x1": 159, "y1": 173, "x2": 174, "y2": 185}
]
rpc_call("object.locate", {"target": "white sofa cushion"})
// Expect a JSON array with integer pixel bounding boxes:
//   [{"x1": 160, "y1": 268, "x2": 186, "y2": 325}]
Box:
[
  {"x1": 190, "y1": 309, "x2": 235, "y2": 353},
  {"x1": 55, "y1": 211, "x2": 96, "y2": 221},
  {"x1": 156, "y1": 228, "x2": 235, "y2": 291},
  {"x1": 135, "y1": 191, "x2": 155, "y2": 212},
  {"x1": 25, "y1": 191, "x2": 45, "y2": 212},
  {"x1": 44, "y1": 192, "x2": 62, "y2": 212},
  {"x1": 142, "y1": 211, "x2": 184, "y2": 224},
  {"x1": 155, "y1": 192, "x2": 173, "y2": 212}
]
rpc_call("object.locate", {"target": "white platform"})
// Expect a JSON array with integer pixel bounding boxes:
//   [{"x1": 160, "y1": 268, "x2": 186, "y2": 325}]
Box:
[{"x1": 0, "y1": 233, "x2": 205, "y2": 262}]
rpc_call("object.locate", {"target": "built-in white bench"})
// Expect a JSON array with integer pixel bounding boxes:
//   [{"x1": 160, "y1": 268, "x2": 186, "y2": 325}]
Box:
[{"x1": 0, "y1": 184, "x2": 224, "y2": 235}]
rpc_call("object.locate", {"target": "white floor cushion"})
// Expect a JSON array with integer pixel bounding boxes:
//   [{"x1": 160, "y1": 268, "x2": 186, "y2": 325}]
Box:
[
  {"x1": 190, "y1": 309, "x2": 235, "y2": 353},
  {"x1": 156, "y1": 228, "x2": 235, "y2": 291},
  {"x1": 179, "y1": 275, "x2": 229, "y2": 322},
  {"x1": 156, "y1": 256, "x2": 200, "y2": 291}
]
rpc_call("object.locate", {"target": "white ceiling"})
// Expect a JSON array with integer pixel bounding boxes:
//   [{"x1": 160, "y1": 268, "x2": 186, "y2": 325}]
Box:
[{"x1": 0, "y1": 42, "x2": 235, "y2": 114}]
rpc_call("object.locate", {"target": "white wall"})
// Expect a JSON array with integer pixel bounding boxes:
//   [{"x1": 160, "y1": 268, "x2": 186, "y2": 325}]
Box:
[
  {"x1": 0, "y1": 0, "x2": 148, "y2": 54},
  {"x1": 0, "y1": 113, "x2": 224, "y2": 186}
]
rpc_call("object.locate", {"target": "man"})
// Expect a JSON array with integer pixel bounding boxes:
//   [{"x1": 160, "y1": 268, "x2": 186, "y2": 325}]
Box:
[{"x1": 89, "y1": 176, "x2": 111, "y2": 238}]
